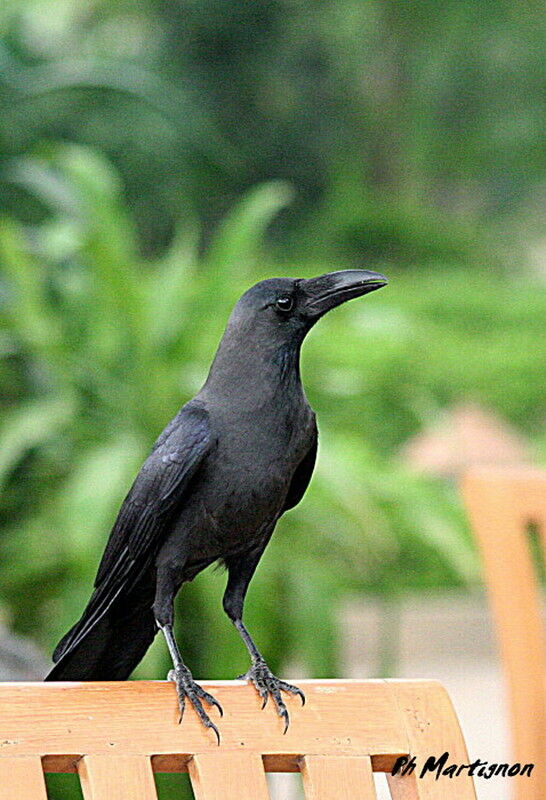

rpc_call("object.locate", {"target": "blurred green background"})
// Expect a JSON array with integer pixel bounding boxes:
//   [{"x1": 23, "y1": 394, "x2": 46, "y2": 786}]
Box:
[{"x1": 0, "y1": 2, "x2": 545, "y2": 792}]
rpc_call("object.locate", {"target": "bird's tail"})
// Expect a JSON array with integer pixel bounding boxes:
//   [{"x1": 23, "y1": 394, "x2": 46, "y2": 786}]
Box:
[{"x1": 45, "y1": 582, "x2": 157, "y2": 681}]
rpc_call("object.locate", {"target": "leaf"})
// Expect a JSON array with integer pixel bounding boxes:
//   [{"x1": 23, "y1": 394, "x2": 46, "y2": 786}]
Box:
[
  {"x1": 145, "y1": 218, "x2": 200, "y2": 346},
  {"x1": 204, "y1": 180, "x2": 294, "y2": 282},
  {"x1": 0, "y1": 218, "x2": 66, "y2": 375},
  {"x1": 56, "y1": 436, "x2": 147, "y2": 564},
  {"x1": 0, "y1": 396, "x2": 74, "y2": 490}
]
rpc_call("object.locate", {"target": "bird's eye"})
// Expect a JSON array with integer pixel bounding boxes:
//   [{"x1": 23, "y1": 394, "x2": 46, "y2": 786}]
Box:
[{"x1": 276, "y1": 296, "x2": 294, "y2": 312}]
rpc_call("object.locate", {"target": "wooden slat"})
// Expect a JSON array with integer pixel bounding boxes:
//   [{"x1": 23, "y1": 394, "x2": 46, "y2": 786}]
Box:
[
  {"x1": 0, "y1": 680, "x2": 409, "y2": 769},
  {"x1": 462, "y1": 467, "x2": 546, "y2": 800},
  {"x1": 78, "y1": 754, "x2": 157, "y2": 800},
  {"x1": 301, "y1": 755, "x2": 376, "y2": 800},
  {"x1": 189, "y1": 752, "x2": 269, "y2": 800},
  {"x1": 387, "y1": 682, "x2": 476, "y2": 800},
  {"x1": 0, "y1": 756, "x2": 48, "y2": 800}
]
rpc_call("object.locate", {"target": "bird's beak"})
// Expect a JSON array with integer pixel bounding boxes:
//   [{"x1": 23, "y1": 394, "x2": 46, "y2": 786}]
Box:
[{"x1": 300, "y1": 269, "x2": 388, "y2": 320}]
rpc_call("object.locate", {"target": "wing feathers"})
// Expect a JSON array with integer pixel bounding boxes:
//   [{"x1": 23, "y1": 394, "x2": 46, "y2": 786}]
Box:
[{"x1": 52, "y1": 404, "x2": 211, "y2": 664}]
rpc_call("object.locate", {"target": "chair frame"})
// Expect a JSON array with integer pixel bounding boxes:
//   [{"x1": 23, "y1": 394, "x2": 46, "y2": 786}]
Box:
[
  {"x1": 462, "y1": 466, "x2": 546, "y2": 800},
  {"x1": 0, "y1": 679, "x2": 476, "y2": 799}
]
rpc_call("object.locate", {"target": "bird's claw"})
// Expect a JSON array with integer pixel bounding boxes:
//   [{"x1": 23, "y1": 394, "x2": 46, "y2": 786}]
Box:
[
  {"x1": 239, "y1": 659, "x2": 305, "y2": 733},
  {"x1": 167, "y1": 667, "x2": 223, "y2": 744}
]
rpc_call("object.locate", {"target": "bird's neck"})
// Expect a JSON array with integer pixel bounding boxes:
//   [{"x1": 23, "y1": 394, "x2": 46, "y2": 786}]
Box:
[{"x1": 200, "y1": 337, "x2": 304, "y2": 410}]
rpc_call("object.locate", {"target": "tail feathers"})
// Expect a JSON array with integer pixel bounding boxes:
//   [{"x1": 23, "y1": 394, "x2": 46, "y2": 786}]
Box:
[
  {"x1": 52, "y1": 619, "x2": 80, "y2": 663},
  {"x1": 46, "y1": 590, "x2": 157, "y2": 681}
]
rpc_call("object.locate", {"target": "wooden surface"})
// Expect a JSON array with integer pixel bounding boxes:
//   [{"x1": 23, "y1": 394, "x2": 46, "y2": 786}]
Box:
[
  {"x1": 301, "y1": 755, "x2": 376, "y2": 800},
  {"x1": 0, "y1": 679, "x2": 476, "y2": 799},
  {"x1": 79, "y1": 755, "x2": 157, "y2": 800},
  {"x1": 0, "y1": 755, "x2": 48, "y2": 800},
  {"x1": 189, "y1": 752, "x2": 270, "y2": 800},
  {"x1": 462, "y1": 467, "x2": 546, "y2": 800}
]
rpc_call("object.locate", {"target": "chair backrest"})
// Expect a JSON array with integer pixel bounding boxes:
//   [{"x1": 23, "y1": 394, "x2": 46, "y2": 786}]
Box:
[
  {"x1": 0, "y1": 679, "x2": 475, "y2": 799},
  {"x1": 462, "y1": 466, "x2": 546, "y2": 800}
]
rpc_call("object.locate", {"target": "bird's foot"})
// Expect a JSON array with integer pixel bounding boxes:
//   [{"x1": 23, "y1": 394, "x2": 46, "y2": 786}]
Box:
[
  {"x1": 238, "y1": 659, "x2": 305, "y2": 733},
  {"x1": 167, "y1": 666, "x2": 223, "y2": 744}
]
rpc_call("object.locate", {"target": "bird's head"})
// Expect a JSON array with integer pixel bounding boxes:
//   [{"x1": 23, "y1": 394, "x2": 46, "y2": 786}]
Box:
[
  {"x1": 228, "y1": 269, "x2": 388, "y2": 344},
  {"x1": 203, "y1": 269, "x2": 388, "y2": 397}
]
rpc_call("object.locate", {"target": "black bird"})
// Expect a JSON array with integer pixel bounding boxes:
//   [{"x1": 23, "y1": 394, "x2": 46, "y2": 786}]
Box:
[{"x1": 46, "y1": 269, "x2": 387, "y2": 740}]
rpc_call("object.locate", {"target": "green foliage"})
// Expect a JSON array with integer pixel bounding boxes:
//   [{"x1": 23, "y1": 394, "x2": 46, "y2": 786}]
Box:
[
  {"x1": 0, "y1": 144, "x2": 498, "y2": 681},
  {"x1": 1, "y1": 1, "x2": 544, "y2": 260},
  {"x1": 301, "y1": 265, "x2": 546, "y2": 451}
]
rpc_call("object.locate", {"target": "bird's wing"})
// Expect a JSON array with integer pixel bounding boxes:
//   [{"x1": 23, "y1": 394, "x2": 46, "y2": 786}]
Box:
[
  {"x1": 282, "y1": 421, "x2": 318, "y2": 512},
  {"x1": 94, "y1": 404, "x2": 210, "y2": 585},
  {"x1": 52, "y1": 403, "x2": 211, "y2": 662}
]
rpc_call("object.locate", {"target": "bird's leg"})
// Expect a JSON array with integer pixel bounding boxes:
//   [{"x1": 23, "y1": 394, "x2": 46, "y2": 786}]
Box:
[
  {"x1": 223, "y1": 550, "x2": 305, "y2": 733},
  {"x1": 155, "y1": 566, "x2": 222, "y2": 742},
  {"x1": 159, "y1": 623, "x2": 223, "y2": 734},
  {"x1": 234, "y1": 618, "x2": 305, "y2": 732}
]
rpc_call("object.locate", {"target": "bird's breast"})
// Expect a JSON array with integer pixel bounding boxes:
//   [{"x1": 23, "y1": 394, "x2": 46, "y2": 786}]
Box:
[
  {"x1": 168, "y1": 402, "x2": 314, "y2": 562},
  {"x1": 189, "y1": 439, "x2": 302, "y2": 553}
]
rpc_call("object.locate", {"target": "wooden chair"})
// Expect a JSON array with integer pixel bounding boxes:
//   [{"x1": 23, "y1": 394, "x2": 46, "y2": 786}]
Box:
[
  {"x1": 462, "y1": 466, "x2": 546, "y2": 800},
  {"x1": 0, "y1": 679, "x2": 476, "y2": 799}
]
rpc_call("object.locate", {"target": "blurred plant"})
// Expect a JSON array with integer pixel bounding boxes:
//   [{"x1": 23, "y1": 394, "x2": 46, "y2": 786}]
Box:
[
  {"x1": 0, "y1": 10, "x2": 232, "y2": 255},
  {"x1": 1, "y1": 0, "x2": 544, "y2": 261},
  {"x1": 0, "y1": 144, "x2": 486, "y2": 686}
]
